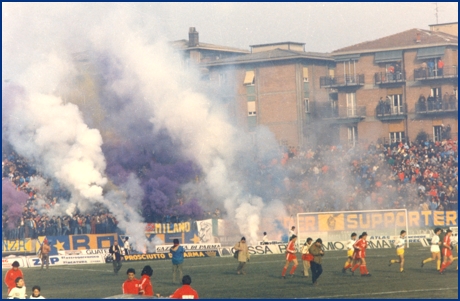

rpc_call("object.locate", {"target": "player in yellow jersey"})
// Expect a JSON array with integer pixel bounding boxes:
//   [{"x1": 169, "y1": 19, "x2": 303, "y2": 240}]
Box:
[
  {"x1": 342, "y1": 232, "x2": 357, "y2": 274},
  {"x1": 389, "y1": 230, "x2": 406, "y2": 272},
  {"x1": 421, "y1": 228, "x2": 442, "y2": 271}
]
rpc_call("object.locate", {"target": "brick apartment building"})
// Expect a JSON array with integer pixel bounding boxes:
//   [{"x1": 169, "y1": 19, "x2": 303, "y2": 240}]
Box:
[
  {"x1": 322, "y1": 25, "x2": 458, "y2": 147},
  {"x1": 204, "y1": 42, "x2": 334, "y2": 148},
  {"x1": 176, "y1": 24, "x2": 458, "y2": 149}
]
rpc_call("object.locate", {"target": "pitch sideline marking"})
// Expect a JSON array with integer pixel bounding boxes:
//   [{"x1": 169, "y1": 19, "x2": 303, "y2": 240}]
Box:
[{"x1": 315, "y1": 287, "x2": 458, "y2": 299}]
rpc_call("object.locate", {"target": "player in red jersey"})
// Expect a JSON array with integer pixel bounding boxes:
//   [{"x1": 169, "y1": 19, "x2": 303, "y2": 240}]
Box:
[
  {"x1": 281, "y1": 235, "x2": 298, "y2": 279},
  {"x1": 139, "y1": 265, "x2": 154, "y2": 296},
  {"x1": 350, "y1": 232, "x2": 371, "y2": 277},
  {"x1": 122, "y1": 268, "x2": 140, "y2": 295},
  {"x1": 170, "y1": 275, "x2": 199, "y2": 299},
  {"x1": 439, "y1": 230, "x2": 454, "y2": 274},
  {"x1": 4, "y1": 261, "x2": 24, "y2": 294}
]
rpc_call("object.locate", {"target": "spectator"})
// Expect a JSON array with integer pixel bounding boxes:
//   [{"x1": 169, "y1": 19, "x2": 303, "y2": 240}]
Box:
[
  {"x1": 170, "y1": 239, "x2": 185, "y2": 283},
  {"x1": 29, "y1": 285, "x2": 45, "y2": 299},
  {"x1": 234, "y1": 237, "x2": 250, "y2": 275},
  {"x1": 109, "y1": 240, "x2": 123, "y2": 275},
  {"x1": 39, "y1": 240, "x2": 51, "y2": 270},
  {"x1": 8, "y1": 277, "x2": 27, "y2": 299},
  {"x1": 170, "y1": 275, "x2": 199, "y2": 299}
]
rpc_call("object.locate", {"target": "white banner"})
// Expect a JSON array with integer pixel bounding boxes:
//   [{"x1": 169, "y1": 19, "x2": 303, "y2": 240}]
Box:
[
  {"x1": 58, "y1": 249, "x2": 110, "y2": 256},
  {"x1": 218, "y1": 240, "x2": 394, "y2": 257},
  {"x1": 155, "y1": 243, "x2": 221, "y2": 253},
  {"x1": 26, "y1": 254, "x2": 105, "y2": 267},
  {"x1": 2, "y1": 256, "x2": 26, "y2": 269}
]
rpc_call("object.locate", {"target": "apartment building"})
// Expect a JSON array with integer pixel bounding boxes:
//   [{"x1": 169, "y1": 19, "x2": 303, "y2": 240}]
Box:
[
  {"x1": 320, "y1": 26, "x2": 458, "y2": 146},
  {"x1": 175, "y1": 24, "x2": 457, "y2": 149},
  {"x1": 204, "y1": 42, "x2": 334, "y2": 148}
]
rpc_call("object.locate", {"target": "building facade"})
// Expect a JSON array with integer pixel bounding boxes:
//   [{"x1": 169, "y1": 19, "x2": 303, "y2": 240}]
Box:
[
  {"x1": 321, "y1": 27, "x2": 457, "y2": 146},
  {"x1": 204, "y1": 43, "x2": 334, "y2": 149},
  {"x1": 177, "y1": 24, "x2": 458, "y2": 149}
]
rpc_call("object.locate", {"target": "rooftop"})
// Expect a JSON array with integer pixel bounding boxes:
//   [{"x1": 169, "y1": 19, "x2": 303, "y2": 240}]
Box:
[
  {"x1": 204, "y1": 48, "x2": 333, "y2": 66},
  {"x1": 170, "y1": 39, "x2": 249, "y2": 54},
  {"x1": 333, "y1": 28, "x2": 458, "y2": 55}
]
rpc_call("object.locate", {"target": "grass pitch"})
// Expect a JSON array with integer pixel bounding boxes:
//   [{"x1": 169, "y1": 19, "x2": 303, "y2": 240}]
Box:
[{"x1": 2, "y1": 245, "x2": 457, "y2": 299}]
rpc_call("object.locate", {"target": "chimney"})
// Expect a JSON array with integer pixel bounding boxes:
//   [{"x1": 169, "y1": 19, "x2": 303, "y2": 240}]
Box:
[
  {"x1": 188, "y1": 27, "x2": 199, "y2": 47},
  {"x1": 416, "y1": 32, "x2": 421, "y2": 43}
]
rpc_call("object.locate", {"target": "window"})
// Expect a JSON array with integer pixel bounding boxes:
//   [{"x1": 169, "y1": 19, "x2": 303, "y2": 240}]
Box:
[
  {"x1": 346, "y1": 93, "x2": 356, "y2": 116},
  {"x1": 388, "y1": 94, "x2": 403, "y2": 114},
  {"x1": 431, "y1": 87, "x2": 441, "y2": 98},
  {"x1": 389, "y1": 132, "x2": 405, "y2": 143},
  {"x1": 348, "y1": 126, "x2": 358, "y2": 147},
  {"x1": 304, "y1": 98, "x2": 310, "y2": 113},
  {"x1": 433, "y1": 126, "x2": 443, "y2": 142},
  {"x1": 243, "y1": 71, "x2": 255, "y2": 85},
  {"x1": 247, "y1": 101, "x2": 256, "y2": 116},
  {"x1": 344, "y1": 61, "x2": 356, "y2": 83},
  {"x1": 303, "y1": 67, "x2": 309, "y2": 82}
]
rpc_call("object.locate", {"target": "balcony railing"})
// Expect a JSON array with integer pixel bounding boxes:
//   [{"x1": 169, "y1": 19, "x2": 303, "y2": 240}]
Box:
[
  {"x1": 320, "y1": 74, "x2": 365, "y2": 88},
  {"x1": 414, "y1": 66, "x2": 458, "y2": 80},
  {"x1": 317, "y1": 105, "x2": 366, "y2": 121},
  {"x1": 415, "y1": 98, "x2": 458, "y2": 114},
  {"x1": 376, "y1": 102, "x2": 407, "y2": 119},
  {"x1": 374, "y1": 71, "x2": 405, "y2": 84}
]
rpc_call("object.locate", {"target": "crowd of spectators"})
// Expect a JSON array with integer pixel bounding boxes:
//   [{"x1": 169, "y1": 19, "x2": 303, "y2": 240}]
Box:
[
  {"x1": 278, "y1": 137, "x2": 457, "y2": 216},
  {"x1": 2, "y1": 150, "x2": 121, "y2": 241},
  {"x1": 2, "y1": 135, "x2": 458, "y2": 241}
]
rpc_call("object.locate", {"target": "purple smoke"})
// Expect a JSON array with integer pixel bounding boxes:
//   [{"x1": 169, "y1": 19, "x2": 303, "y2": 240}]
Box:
[{"x1": 2, "y1": 179, "x2": 28, "y2": 228}]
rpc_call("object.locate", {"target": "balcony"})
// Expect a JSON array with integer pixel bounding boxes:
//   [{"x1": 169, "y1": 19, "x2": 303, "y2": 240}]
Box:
[
  {"x1": 374, "y1": 71, "x2": 405, "y2": 84},
  {"x1": 376, "y1": 103, "x2": 407, "y2": 120},
  {"x1": 415, "y1": 98, "x2": 458, "y2": 115},
  {"x1": 414, "y1": 66, "x2": 458, "y2": 81},
  {"x1": 320, "y1": 74, "x2": 365, "y2": 88},
  {"x1": 317, "y1": 105, "x2": 366, "y2": 124}
]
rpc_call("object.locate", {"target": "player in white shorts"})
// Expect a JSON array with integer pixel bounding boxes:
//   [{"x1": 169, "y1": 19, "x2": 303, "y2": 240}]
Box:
[
  {"x1": 421, "y1": 228, "x2": 442, "y2": 270},
  {"x1": 389, "y1": 230, "x2": 406, "y2": 273}
]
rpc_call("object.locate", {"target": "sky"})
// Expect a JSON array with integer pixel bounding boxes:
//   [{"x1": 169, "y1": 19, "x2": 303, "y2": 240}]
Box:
[
  {"x1": 2, "y1": 2, "x2": 458, "y2": 80},
  {"x1": 125, "y1": 2, "x2": 458, "y2": 51}
]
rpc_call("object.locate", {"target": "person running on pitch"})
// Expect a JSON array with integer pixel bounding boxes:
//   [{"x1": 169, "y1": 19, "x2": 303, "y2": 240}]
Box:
[
  {"x1": 342, "y1": 232, "x2": 357, "y2": 273},
  {"x1": 421, "y1": 228, "x2": 442, "y2": 271},
  {"x1": 389, "y1": 230, "x2": 406, "y2": 272},
  {"x1": 281, "y1": 235, "x2": 298, "y2": 279},
  {"x1": 351, "y1": 232, "x2": 371, "y2": 277}
]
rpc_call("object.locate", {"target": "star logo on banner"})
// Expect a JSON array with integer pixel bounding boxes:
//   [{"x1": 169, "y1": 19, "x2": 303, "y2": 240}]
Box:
[
  {"x1": 53, "y1": 240, "x2": 65, "y2": 251},
  {"x1": 190, "y1": 234, "x2": 201, "y2": 244}
]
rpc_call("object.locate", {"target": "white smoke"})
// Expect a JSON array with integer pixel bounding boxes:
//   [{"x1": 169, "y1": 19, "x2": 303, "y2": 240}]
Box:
[{"x1": 3, "y1": 3, "x2": 286, "y2": 246}]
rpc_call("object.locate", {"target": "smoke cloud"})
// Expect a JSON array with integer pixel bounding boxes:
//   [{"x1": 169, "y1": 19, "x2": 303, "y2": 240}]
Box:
[{"x1": 3, "y1": 3, "x2": 289, "y2": 246}]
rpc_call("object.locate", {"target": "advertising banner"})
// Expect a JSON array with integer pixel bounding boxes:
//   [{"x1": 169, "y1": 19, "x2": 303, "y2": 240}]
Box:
[
  {"x1": 298, "y1": 210, "x2": 458, "y2": 233},
  {"x1": 123, "y1": 251, "x2": 219, "y2": 262},
  {"x1": 2, "y1": 256, "x2": 26, "y2": 269},
  {"x1": 155, "y1": 243, "x2": 221, "y2": 253},
  {"x1": 26, "y1": 254, "x2": 105, "y2": 267},
  {"x1": 2, "y1": 238, "x2": 34, "y2": 253}
]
